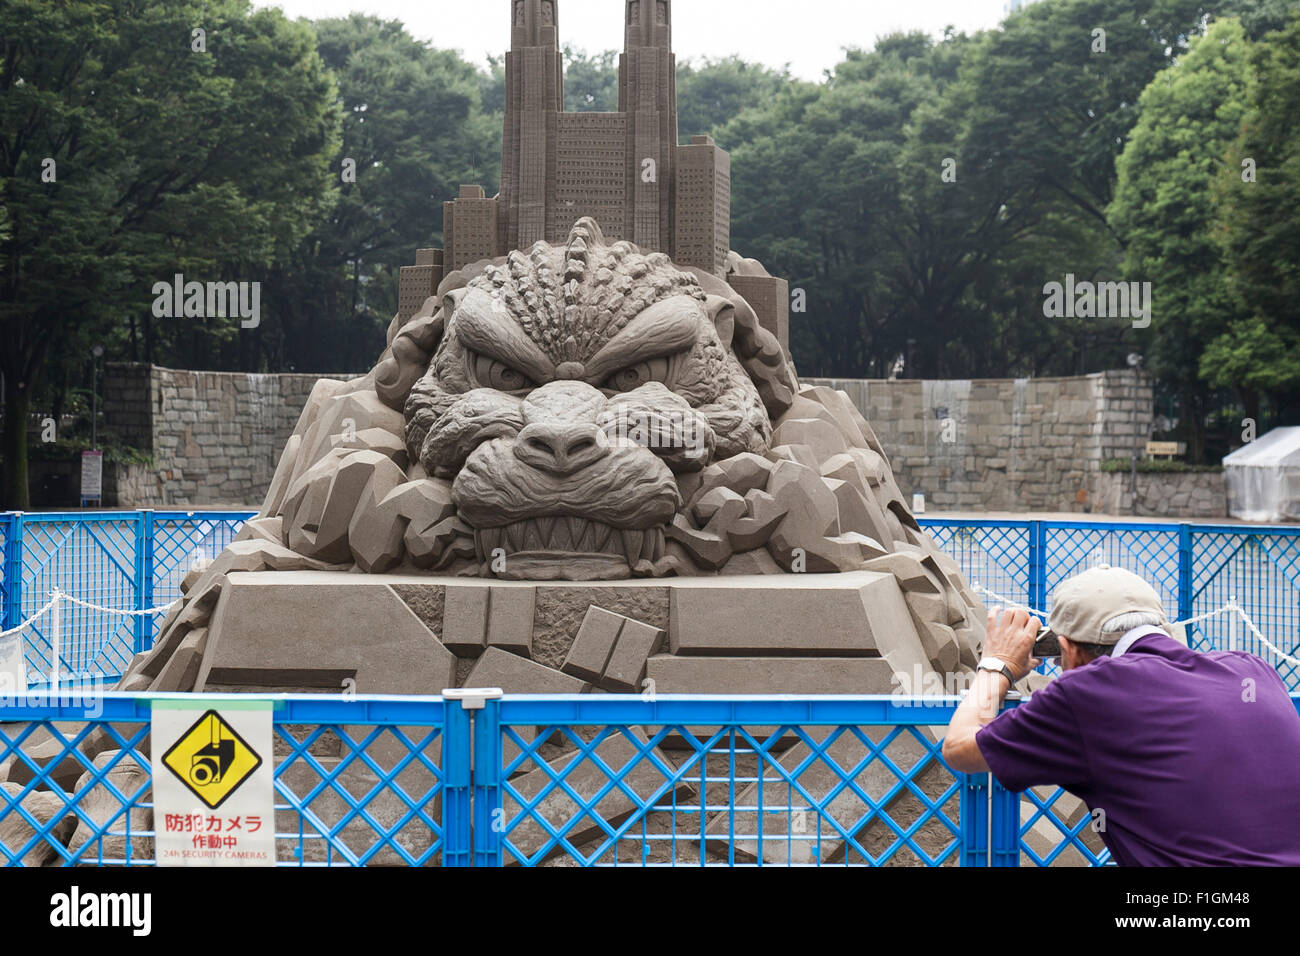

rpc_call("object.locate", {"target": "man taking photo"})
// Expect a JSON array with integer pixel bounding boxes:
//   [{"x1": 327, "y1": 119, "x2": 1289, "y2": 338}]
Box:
[{"x1": 943, "y1": 566, "x2": 1300, "y2": 865}]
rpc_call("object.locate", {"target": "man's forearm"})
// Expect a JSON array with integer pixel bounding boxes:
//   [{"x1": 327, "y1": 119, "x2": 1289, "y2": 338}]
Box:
[{"x1": 942, "y1": 669, "x2": 1011, "y2": 773}]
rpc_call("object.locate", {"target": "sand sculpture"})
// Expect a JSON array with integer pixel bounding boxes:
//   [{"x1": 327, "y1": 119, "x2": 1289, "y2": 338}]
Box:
[{"x1": 106, "y1": 216, "x2": 987, "y2": 698}]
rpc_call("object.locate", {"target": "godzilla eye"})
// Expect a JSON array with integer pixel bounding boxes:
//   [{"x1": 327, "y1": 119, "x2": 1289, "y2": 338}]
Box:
[
  {"x1": 604, "y1": 357, "x2": 673, "y2": 392},
  {"x1": 469, "y1": 352, "x2": 534, "y2": 392}
]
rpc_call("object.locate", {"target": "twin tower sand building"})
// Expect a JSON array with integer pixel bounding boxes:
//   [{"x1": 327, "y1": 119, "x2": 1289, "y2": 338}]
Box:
[{"x1": 398, "y1": 0, "x2": 792, "y2": 352}]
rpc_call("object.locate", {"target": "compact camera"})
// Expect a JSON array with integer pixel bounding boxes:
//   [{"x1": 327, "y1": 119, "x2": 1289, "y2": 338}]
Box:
[{"x1": 1032, "y1": 627, "x2": 1062, "y2": 660}]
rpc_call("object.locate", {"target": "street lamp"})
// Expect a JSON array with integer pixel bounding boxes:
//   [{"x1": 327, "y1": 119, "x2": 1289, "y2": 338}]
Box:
[
  {"x1": 91, "y1": 345, "x2": 104, "y2": 451},
  {"x1": 1127, "y1": 353, "x2": 1144, "y2": 516}
]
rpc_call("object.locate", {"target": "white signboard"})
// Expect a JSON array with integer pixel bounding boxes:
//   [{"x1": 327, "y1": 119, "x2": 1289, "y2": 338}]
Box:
[
  {"x1": 81, "y1": 451, "x2": 103, "y2": 500},
  {"x1": 151, "y1": 700, "x2": 275, "y2": 867},
  {"x1": 0, "y1": 633, "x2": 27, "y2": 695}
]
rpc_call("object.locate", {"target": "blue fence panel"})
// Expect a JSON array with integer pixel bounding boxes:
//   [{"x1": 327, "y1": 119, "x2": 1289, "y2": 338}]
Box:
[
  {"x1": 482, "y1": 695, "x2": 970, "y2": 867},
  {"x1": 1188, "y1": 526, "x2": 1300, "y2": 687},
  {"x1": 1040, "y1": 521, "x2": 1182, "y2": 617},
  {"x1": 0, "y1": 513, "x2": 12, "y2": 633},
  {"x1": 0, "y1": 694, "x2": 452, "y2": 867},
  {"x1": 919, "y1": 519, "x2": 1032, "y2": 608},
  {"x1": 6, "y1": 512, "x2": 1300, "y2": 687},
  {"x1": 148, "y1": 511, "x2": 253, "y2": 644},
  {"x1": 18, "y1": 513, "x2": 143, "y2": 686},
  {"x1": 924, "y1": 517, "x2": 1300, "y2": 689}
]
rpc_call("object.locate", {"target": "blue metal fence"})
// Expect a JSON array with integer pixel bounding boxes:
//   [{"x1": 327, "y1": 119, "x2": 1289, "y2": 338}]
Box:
[
  {"x1": 475, "y1": 695, "x2": 972, "y2": 867},
  {"x1": 2, "y1": 512, "x2": 1299, "y2": 687},
  {"x1": 920, "y1": 518, "x2": 1300, "y2": 686},
  {"x1": 0, "y1": 693, "x2": 452, "y2": 867},
  {"x1": 1, "y1": 511, "x2": 249, "y2": 685},
  {"x1": 4, "y1": 692, "x2": 1297, "y2": 868}
]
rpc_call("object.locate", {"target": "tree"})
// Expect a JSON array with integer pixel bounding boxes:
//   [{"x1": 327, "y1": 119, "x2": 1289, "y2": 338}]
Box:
[
  {"x1": 266, "y1": 15, "x2": 499, "y2": 375},
  {"x1": 564, "y1": 46, "x2": 619, "y2": 112},
  {"x1": 1109, "y1": 17, "x2": 1255, "y2": 461},
  {"x1": 1206, "y1": 9, "x2": 1300, "y2": 426},
  {"x1": 676, "y1": 57, "x2": 789, "y2": 144},
  {"x1": 0, "y1": 0, "x2": 340, "y2": 508},
  {"x1": 717, "y1": 0, "x2": 1232, "y2": 381}
]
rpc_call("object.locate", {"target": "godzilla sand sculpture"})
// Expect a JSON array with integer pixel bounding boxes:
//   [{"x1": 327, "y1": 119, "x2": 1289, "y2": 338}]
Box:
[
  {"x1": 102, "y1": 0, "x2": 991, "y2": 703},
  {"x1": 112, "y1": 216, "x2": 987, "y2": 700}
]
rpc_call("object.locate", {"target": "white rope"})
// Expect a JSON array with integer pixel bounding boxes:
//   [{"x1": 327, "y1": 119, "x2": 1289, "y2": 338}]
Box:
[
  {"x1": 57, "y1": 592, "x2": 180, "y2": 617},
  {"x1": 0, "y1": 591, "x2": 179, "y2": 638},
  {"x1": 973, "y1": 583, "x2": 1300, "y2": 667},
  {"x1": 1174, "y1": 606, "x2": 1237, "y2": 628},
  {"x1": 973, "y1": 583, "x2": 1049, "y2": 619},
  {"x1": 1234, "y1": 605, "x2": 1300, "y2": 668},
  {"x1": 6, "y1": 584, "x2": 1300, "y2": 669},
  {"x1": 0, "y1": 594, "x2": 59, "y2": 639}
]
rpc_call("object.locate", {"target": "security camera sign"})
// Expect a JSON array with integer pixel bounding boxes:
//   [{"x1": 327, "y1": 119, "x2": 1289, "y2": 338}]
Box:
[{"x1": 151, "y1": 701, "x2": 275, "y2": 866}]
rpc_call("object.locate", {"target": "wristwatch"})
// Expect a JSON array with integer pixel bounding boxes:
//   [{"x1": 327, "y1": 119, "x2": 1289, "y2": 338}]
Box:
[{"x1": 977, "y1": 657, "x2": 1018, "y2": 686}]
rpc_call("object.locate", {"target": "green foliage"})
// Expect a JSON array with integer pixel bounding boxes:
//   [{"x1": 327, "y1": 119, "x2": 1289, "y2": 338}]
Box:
[
  {"x1": 716, "y1": 0, "x2": 1224, "y2": 380},
  {"x1": 564, "y1": 47, "x2": 619, "y2": 112},
  {"x1": 0, "y1": 0, "x2": 341, "y2": 506},
  {"x1": 676, "y1": 57, "x2": 790, "y2": 144},
  {"x1": 1107, "y1": 17, "x2": 1255, "y2": 458},
  {"x1": 31, "y1": 438, "x2": 153, "y2": 468},
  {"x1": 1207, "y1": 9, "x2": 1300, "y2": 417},
  {"x1": 3, "y1": 0, "x2": 1295, "y2": 506},
  {"x1": 267, "y1": 14, "x2": 499, "y2": 374},
  {"x1": 1218, "y1": 0, "x2": 1300, "y2": 38}
]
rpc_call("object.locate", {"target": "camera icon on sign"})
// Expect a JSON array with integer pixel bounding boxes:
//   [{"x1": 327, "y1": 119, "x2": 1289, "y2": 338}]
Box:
[{"x1": 189, "y1": 737, "x2": 235, "y2": 787}]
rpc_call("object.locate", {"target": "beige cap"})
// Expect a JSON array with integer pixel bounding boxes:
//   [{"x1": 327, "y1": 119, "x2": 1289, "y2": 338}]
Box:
[{"x1": 1047, "y1": 566, "x2": 1169, "y2": 645}]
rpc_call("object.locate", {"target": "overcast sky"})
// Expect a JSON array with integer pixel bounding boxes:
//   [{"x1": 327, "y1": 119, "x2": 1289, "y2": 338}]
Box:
[{"x1": 259, "y1": 0, "x2": 1019, "y2": 80}]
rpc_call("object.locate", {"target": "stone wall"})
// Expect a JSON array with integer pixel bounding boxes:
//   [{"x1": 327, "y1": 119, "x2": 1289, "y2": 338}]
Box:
[
  {"x1": 802, "y1": 371, "x2": 1155, "y2": 514},
  {"x1": 1095, "y1": 470, "x2": 1226, "y2": 519},
  {"x1": 105, "y1": 461, "x2": 170, "y2": 509},
  {"x1": 27, "y1": 459, "x2": 167, "y2": 510},
  {"x1": 105, "y1": 365, "x2": 1163, "y2": 513},
  {"x1": 103, "y1": 364, "x2": 356, "y2": 507}
]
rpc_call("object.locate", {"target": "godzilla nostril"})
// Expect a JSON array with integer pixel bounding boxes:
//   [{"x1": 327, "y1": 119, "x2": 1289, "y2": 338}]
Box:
[
  {"x1": 528, "y1": 437, "x2": 556, "y2": 457},
  {"x1": 516, "y1": 423, "x2": 608, "y2": 475}
]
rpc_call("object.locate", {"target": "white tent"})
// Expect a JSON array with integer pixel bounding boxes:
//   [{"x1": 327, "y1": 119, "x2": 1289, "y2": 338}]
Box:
[{"x1": 1224, "y1": 427, "x2": 1300, "y2": 523}]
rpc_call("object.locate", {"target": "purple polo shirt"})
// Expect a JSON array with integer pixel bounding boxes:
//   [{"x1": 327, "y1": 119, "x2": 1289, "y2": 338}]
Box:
[{"x1": 976, "y1": 631, "x2": 1300, "y2": 866}]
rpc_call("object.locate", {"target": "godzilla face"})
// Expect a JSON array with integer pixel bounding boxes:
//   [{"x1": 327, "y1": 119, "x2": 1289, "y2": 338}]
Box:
[{"x1": 402, "y1": 220, "x2": 773, "y2": 580}]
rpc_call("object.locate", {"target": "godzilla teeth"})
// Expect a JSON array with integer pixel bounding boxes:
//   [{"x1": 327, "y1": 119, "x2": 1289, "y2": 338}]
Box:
[
  {"x1": 478, "y1": 528, "x2": 503, "y2": 557},
  {"x1": 477, "y1": 519, "x2": 666, "y2": 563},
  {"x1": 621, "y1": 530, "x2": 644, "y2": 564},
  {"x1": 643, "y1": 528, "x2": 663, "y2": 561}
]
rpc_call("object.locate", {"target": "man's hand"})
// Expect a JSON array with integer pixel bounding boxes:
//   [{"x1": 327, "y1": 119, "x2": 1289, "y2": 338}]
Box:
[
  {"x1": 942, "y1": 606, "x2": 1044, "y2": 774},
  {"x1": 984, "y1": 606, "x2": 1043, "y2": 682}
]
